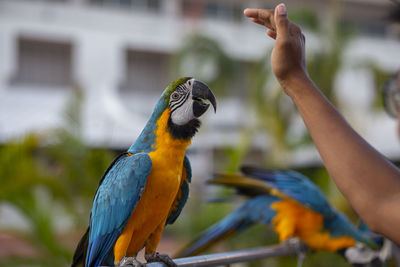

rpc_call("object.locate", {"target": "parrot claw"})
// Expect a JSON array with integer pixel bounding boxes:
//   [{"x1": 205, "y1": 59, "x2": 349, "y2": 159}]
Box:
[
  {"x1": 145, "y1": 252, "x2": 177, "y2": 267},
  {"x1": 283, "y1": 238, "x2": 309, "y2": 267},
  {"x1": 115, "y1": 256, "x2": 145, "y2": 267}
]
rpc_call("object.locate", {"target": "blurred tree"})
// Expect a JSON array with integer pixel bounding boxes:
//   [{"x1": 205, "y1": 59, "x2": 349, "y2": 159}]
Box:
[
  {"x1": 0, "y1": 134, "x2": 71, "y2": 264},
  {"x1": 362, "y1": 61, "x2": 396, "y2": 111},
  {"x1": 44, "y1": 86, "x2": 116, "y2": 225},
  {"x1": 0, "y1": 87, "x2": 115, "y2": 266},
  {"x1": 173, "y1": 34, "x2": 237, "y2": 97}
]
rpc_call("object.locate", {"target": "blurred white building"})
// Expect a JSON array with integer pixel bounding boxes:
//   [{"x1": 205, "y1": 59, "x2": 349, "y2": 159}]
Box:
[{"x1": 0, "y1": 0, "x2": 399, "y2": 172}]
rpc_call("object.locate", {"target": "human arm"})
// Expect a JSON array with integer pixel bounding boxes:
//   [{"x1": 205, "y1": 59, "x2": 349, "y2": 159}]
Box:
[{"x1": 244, "y1": 4, "x2": 400, "y2": 243}]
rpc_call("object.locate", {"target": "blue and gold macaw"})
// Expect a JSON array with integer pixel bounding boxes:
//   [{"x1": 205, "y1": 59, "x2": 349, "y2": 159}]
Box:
[
  {"x1": 177, "y1": 166, "x2": 377, "y2": 259},
  {"x1": 71, "y1": 77, "x2": 216, "y2": 267}
]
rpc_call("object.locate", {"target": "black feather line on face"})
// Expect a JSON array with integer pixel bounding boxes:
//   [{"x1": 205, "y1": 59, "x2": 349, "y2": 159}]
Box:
[{"x1": 167, "y1": 117, "x2": 201, "y2": 140}]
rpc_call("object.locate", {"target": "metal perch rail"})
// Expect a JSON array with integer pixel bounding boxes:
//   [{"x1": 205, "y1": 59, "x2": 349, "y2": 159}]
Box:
[
  {"x1": 104, "y1": 241, "x2": 395, "y2": 267},
  {"x1": 146, "y1": 244, "x2": 300, "y2": 267}
]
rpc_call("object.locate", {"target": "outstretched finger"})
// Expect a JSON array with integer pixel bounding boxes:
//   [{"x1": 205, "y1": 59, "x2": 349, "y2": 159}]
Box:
[{"x1": 244, "y1": 8, "x2": 276, "y2": 31}]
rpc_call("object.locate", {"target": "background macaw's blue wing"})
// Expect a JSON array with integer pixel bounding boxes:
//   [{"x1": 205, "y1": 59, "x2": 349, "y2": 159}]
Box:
[
  {"x1": 177, "y1": 194, "x2": 281, "y2": 257},
  {"x1": 240, "y1": 166, "x2": 336, "y2": 218}
]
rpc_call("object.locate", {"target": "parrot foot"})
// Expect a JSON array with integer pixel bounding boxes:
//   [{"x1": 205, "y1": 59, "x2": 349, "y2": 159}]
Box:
[
  {"x1": 145, "y1": 252, "x2": 177, "y2": 267},
  {"x1": 283, "y1": 237, "x2": 309, "y2": 267},
  {"x1": 344, "y1": 242, "x2": 382, "y2": 265},
  {"x1": 115, "y1": 256, "x2": 145, "y2": 267}
]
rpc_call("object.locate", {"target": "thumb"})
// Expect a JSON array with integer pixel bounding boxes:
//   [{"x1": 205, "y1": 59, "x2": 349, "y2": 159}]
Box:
[{"x1": 274, "y1": 3, "x2": 289, "y2": 38}]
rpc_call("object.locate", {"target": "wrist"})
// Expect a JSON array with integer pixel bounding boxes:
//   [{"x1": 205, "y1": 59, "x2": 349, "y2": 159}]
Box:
[{"x1": 278, "y1": 71, "x2": 315, "y2": 98}]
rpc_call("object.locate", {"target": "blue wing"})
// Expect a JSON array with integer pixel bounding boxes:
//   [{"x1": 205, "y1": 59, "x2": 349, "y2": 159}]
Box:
[
  {"x1": 177, "y1": 195, "x2": 281, "y2": 257},
  {"x1": 86, "y1": 153, "x2": 152, "y2": 267},
  {"x1": 166, "y1": 155, "x2": 192, "y2": 225},
  {"x1": 241, "y1": 166, "x2": 336, "y2": 218}
]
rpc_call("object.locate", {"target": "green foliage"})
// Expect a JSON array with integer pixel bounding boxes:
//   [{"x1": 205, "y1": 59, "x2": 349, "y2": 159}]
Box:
[
  {"x1": 0, "y1": 90, "x2": 116, "y2": 266},
  {"x1": 168, "y1": 197, "x2": 237, "y2": 239},
  {"x1": 363, "y1": 62, "x2": 396, "y2": 111},
  {"x1": 0, "y1": 135, "x2": 71, "y2": 260},
  {"x1": 224, "y1": 129, "x2": 255, "y2": 172},
  {"x1": 289, "y1": 9, "x2": 319, "y2": 31},
  {"x1": 302, "y1": 251, "x2": 351, "y2": 267},
  {"x1": 307, "y1": 31, "x2": 351, "y2": 104},
  {"x1": 43, "y1": 130, "x2": 116, "y2": 223},
  {"x1": 174, "y1": 34, "x2": 237, "y2": 96},
  {"x1": 247, "y1": 55, "x2": 293, "y2": 168},
  {"x1": 0, "y1": 255, "x2": 70, "y2": 267}
]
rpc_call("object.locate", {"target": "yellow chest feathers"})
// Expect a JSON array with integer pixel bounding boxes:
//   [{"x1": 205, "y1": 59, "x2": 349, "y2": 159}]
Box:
[{"x1": 147, "y1": 109, "x2": 191, "y2": 192}]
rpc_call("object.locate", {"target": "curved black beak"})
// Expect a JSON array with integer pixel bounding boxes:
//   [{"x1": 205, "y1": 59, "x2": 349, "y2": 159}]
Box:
[{"x1": 192, "y1": 80, "x2": 217, "y2": 118}]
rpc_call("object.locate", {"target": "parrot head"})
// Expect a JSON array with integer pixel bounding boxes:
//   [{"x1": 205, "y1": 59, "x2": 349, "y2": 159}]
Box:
[
  {"x1": 163, "y1": 77, "x2": 217, "y2": 140},
  {"x1": 129, "y1": 77, "x2": 217, "y2": 153}
]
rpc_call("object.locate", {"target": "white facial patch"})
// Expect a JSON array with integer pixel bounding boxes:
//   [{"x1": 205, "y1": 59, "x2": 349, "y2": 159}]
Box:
[{"x1": 170, "y1": 90, "x2": 195, "y2": 125}]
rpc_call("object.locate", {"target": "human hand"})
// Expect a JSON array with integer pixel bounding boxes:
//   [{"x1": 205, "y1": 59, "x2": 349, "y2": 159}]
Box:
[{"x1": 244, "y1": 4, "x2": 309, "y2": 93}]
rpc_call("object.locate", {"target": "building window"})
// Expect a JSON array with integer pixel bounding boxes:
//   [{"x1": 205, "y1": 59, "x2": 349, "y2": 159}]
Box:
[
  {"x1": 10, "y1": 38, "x2": 73, "y2": 87},
  {"x1": 182, "y1": 0, "x2": 243, "y2": 22},
  {"x1": 205, "y1": 1, "x2": 243, "y2": 22},
  {"x1": 89, "y1": 0, "x2": 161, "y2": 12},
  {"x1": 121, "y1": 50, "x2": 170, "y2": 94}
]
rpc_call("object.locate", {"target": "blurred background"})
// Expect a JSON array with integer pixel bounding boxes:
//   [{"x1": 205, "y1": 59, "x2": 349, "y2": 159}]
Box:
[{"x1": 0, "y1": 0, "x2": 400, "y2": 266}]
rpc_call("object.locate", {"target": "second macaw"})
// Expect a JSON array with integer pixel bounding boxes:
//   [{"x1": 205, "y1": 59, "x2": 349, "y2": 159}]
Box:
[
  {"x1": 177, "y1": 166, "x2": 377, "y2": 259},
  {"x1": 71, "y1": 77, "x2": 216, "y2": 267}
]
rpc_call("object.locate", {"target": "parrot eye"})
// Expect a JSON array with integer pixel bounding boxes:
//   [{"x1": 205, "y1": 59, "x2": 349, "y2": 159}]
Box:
[{"x1": 171, "y1": 92, "x2": 180, "y2": 100}]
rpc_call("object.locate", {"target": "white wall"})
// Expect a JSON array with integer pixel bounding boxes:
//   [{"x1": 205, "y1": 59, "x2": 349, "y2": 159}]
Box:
[{"x1": 0, "y1": 0, "x2": 399, "y2": 164}]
